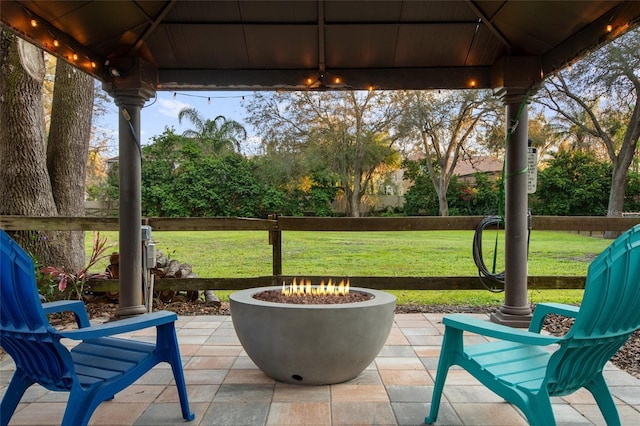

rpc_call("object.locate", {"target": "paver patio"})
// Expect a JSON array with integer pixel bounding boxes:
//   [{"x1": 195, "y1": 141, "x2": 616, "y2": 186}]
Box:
[{"x1": 1, "y1": 312, "x2": 639, "y2": 425}]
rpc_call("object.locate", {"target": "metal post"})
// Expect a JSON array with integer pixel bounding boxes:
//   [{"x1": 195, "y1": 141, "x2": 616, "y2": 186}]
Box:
[
  {"x1": 142, "y1": 225, "x2": 156, "y2": 312},
  {"x1": 103, "y1": 58, "x2": 157, "y2": 318},
  {"x1": 113, "y1": 99, "x2": 147, "y2": 317},
  {"x1": 268, "y1": 214, "x2": 282, "y2": 282},
  {"x1": 490, "y1": 93, "x2": 533, "y2": 327},
  {"x1": 490, "y1": 57, "x2": 542, "y2": 328}
]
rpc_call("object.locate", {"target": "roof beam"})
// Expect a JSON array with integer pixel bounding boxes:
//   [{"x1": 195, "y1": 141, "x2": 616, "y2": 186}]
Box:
[
  {"x1": 466, "y1": 0, "x2": 512, "y2": 49},
  {"x1": 159, "y1": 66, "x2": 491, "y2": 91},
  {"x1": 318, "y1": 0, "x2": 325, "y2": 72},
  {"x1": 541, "y1": 1, "x2": 640, "y2": 75},
  {"x1": 131, "y1": 0, "x2": 178, "y2": 53}
]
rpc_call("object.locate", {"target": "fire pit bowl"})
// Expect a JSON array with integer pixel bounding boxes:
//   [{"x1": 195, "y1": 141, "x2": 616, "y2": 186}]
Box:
[{"x1": 230, "y1": 286, "x2": 396, "y2": 385}]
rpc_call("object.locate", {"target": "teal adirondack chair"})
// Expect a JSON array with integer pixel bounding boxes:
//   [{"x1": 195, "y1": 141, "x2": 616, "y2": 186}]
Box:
[
  {"x1": 0, "y1": 229, "x2": 195, "y2": 425},
  {"x1": 426, "y1": 224, "x2": 640, "y2": 426}
]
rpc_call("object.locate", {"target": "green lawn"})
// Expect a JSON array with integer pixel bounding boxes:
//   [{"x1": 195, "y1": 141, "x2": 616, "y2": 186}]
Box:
[
  {"x1": 89, "y1": 229, "x2": 609, "y2": 277},
  {"x1": 87, "y1": 229, "x2": 610, "y2": 306}
]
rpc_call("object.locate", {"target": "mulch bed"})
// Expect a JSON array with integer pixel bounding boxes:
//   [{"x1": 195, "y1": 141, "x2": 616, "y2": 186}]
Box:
[{"x1": 3, "y1": 299, "x2": 637, "y2": 380}]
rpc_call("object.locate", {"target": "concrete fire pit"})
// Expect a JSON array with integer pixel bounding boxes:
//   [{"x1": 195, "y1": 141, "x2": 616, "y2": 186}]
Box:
[{"x1": 230, "y1": 286, "x2": 396, "y2": 385}]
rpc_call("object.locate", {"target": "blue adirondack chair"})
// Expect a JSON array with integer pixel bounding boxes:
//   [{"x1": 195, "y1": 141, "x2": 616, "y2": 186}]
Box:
[
  {"x1": 0, "y1": 229, "x2": 195, "y2": 425},
  {"x1": 426, "y1": 224, "x2": 640, "y2": 426}
]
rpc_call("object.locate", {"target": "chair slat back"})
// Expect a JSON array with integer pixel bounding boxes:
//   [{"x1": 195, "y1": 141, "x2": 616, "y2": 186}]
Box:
[
  {"x1": 547, "y1": 334, "x2": 631, "y2": 395},
  {"x1": 546, "y1": 225, "x2": 640, "y2": 395},
  {"x1": 0, "y1": 230, "x2": 74, "y2": 389},
  {"x1": 574, "y1": 225, "x2": 640, "y2": 338}
]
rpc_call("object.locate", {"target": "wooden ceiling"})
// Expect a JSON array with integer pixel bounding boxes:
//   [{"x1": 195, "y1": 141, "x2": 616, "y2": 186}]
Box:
[{"x1": 2, "y1": 1, "x2": 640, "y2": 91}]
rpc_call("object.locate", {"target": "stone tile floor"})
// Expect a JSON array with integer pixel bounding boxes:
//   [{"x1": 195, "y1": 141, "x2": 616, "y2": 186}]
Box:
[{"x1": 1, "y1": 312, "x2": 639, "y2": 425}]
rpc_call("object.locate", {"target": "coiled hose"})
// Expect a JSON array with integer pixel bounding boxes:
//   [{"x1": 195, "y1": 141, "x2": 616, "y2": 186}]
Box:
[
  {"x1": 472, "y1": 215, "x2": 506, "y2": 292},
  {"x1": 472, "y1": 214, "x2": 531, "y2": 293}
]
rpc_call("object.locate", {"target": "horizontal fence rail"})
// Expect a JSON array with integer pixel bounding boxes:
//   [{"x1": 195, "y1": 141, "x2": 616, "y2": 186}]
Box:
[
  {"x1": 83, "y1": 276, "x2": 587, "y2": 293},
  {"x1": 2, "y1": 215, "x2": 639, "y2": 293},
  {"x1": 3, "y1": 215, "x2": 640, "y2": 232}
]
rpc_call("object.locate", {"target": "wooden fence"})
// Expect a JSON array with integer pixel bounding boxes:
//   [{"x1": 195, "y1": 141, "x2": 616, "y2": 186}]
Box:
[{"x1": 2, "y1": 215, "x2": 640, "y2": 293}]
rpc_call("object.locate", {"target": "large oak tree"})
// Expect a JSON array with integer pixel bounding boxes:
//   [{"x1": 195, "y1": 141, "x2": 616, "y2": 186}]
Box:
[
  {"x1": 399, "y1": 90, "x2": 502, "y2": 216},
  {"x1": 537, "y1": 28, "x2": 640, "y2": 236},
  {"x1": 246, "y1": 90, "x2": 404, "y2": 217},
  {"x1": 0, "y1": 31, "x2": 94, "y2": 270}
]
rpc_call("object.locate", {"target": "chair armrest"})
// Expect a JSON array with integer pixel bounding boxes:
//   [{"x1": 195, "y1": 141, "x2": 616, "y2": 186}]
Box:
[
  {"x1": 443, "y1": 314, "x2": 562, "y2": 346},
  {"x1": 529, "y1": 302, "x2": 580, "y2": 333},
  {"x1": 58, "y1": 310, "x2": 178, "y2": 340},
  {"x1": 42, "y1": 300, "x2": 91, "y2": 328}
]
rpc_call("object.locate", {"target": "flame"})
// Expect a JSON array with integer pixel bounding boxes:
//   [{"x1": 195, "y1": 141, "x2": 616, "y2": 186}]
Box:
[{"x1": 282, "y1": 278, "x2": 350, "y2": 296}]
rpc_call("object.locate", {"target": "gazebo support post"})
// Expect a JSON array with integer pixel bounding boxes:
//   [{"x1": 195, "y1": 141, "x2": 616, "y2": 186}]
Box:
[
  {"x1": 104, "y1": 58, "x2": 157, "y2": 318},
  {"x1": 490, "y1": 57, "x2": 542, "y2": 328}
]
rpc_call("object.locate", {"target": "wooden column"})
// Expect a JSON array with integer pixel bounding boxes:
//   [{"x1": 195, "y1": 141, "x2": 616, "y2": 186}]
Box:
[
  {"x1": 490, "y1": 57, "x2": 542, "y2": 328},
  {"x1": 103, "y1": 58, "x2": 156, "y2": 317}
]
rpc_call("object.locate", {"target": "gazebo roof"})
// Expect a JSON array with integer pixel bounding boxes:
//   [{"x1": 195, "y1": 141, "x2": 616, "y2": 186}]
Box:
[
  {"x1": 2, "y1": 1, "x2": 640, "y2": 92},
  {"x1": 3, "y1": 1, "x2": 640, "y2": 325}
]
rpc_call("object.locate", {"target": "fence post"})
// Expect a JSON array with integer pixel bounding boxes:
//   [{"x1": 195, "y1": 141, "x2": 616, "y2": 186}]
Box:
[{"x1": 268, "y1": 214, "x2": 282, "y2": 282}]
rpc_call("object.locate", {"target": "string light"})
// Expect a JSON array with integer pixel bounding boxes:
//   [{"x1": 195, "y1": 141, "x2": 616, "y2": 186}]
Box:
[
  {"x1": 171, "y1": 92, "x2": 250, "y2": 102},
  {"x1": 11, "y1": 3, "x2": 103, "y2": 77},
  {"x1": 10, "y1": 1, "x2": 634, "y2": 96},
  {"x1": 15, "y1": 2, "x2": 377, "y2": 92}
]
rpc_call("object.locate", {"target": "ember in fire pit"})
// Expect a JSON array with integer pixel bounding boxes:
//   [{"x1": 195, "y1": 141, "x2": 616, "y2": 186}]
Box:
[
  {"x1": 230, "y1": 282, "x2": 396, "y2": 385},
  {"x1": 254, "y1": 278, "x2": 373, "y2": 304}
]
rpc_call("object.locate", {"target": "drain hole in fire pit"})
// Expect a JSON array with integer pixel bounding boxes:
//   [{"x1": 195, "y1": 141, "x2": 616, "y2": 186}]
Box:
[{"x1": 292, "y1": 374, "x2": 303, "y2": 381}]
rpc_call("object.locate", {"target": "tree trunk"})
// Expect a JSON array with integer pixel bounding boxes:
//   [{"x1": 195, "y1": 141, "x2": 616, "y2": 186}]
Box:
[
  {"x1": 604, "y1": 161, "x2": 630, "y2": 238},
  {"x1": 47, "y1": 59, "x2": 95, "y2": 271},
  {"x1": 437, "y1": 190, "x2": 449, "y2": 216},
  {"x1": 437, "y1": 175, "x2": 449, "y2": 216},
  {"x1": 605, "y1": 107, "x2": 640, "y2": 238},
  {"x1": 0, "y1": 32, "x2": 66, "y2": 265},
  {"x1": 351, "y1": 171, "x2": 362, "y2": 217}
]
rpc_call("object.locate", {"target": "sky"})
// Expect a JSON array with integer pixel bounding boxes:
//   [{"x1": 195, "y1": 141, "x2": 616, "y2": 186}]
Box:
[{"x1": 96, "y1": 90, "x2": 259, "y2": 157}]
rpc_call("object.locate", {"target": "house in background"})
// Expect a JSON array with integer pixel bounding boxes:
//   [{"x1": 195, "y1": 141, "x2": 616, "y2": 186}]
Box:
[
  {"x1": 345, "y1": 155, "x2": 504, "y2": 215},
  {"x1": 452, "y1": 156, "x2": 503, "y2": 184}
]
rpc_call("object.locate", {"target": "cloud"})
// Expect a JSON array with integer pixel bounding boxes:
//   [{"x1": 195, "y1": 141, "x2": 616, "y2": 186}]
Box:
[{"x1": 157, "y1": 97, "x2": 191, "y2": 118}]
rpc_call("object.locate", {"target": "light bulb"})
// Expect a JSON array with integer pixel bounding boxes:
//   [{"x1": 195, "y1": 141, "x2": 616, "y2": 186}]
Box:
[{"x1": 30, "y1": 19, "x2": 37, "y2": 27}]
